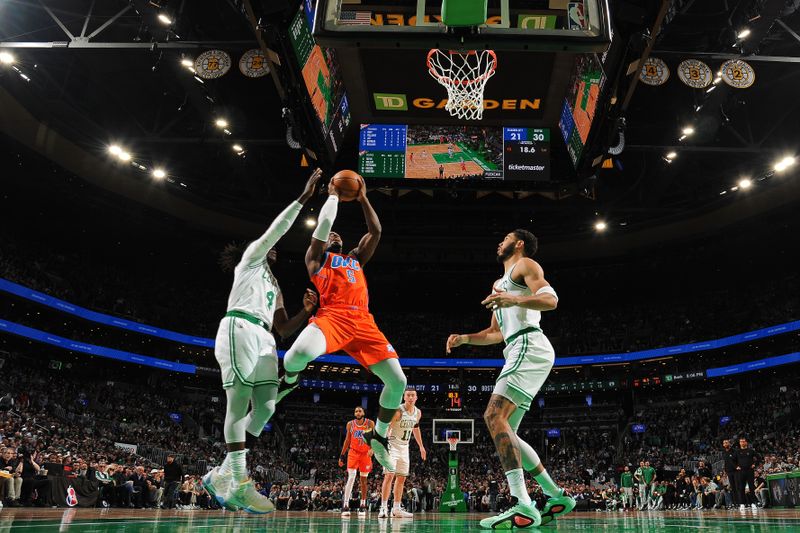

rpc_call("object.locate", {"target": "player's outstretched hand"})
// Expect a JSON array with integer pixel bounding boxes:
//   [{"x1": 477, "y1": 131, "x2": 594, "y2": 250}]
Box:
[
  {"x1": 446, "y1": 334, "x2": 466, "y2": 354},
  {"x1": 355, "y1": 176, "x2": 367, "y2": 202},
  {"x1": 327, "y1": 178, "x2": 339, "y2": 196},
  {"x1": 481, "y1": 290, "x2": 518, "y2": 310},
  {"x1": 300, "y1": 168, "x2": 323, "y2": 203},
  {"x1": 302, "y1": 288, "x2": 318, "y2": 313}
]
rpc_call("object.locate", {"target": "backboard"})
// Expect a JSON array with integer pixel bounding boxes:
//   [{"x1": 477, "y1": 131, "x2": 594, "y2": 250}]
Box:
[{"x1": 432, "y1": 418, "x2": 475, "y2": 445}]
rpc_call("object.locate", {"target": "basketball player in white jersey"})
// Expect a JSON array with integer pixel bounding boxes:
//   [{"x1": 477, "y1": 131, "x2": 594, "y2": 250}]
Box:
[
  {"x1": 446, "y1": 229, "x2": 576, "y2": 529},
  {"x1": 378, "y1": 389, "x2": 426, "y2": 519},
  {"x1": 202, "y1": 169, "x2": 322, "y2": 513}
]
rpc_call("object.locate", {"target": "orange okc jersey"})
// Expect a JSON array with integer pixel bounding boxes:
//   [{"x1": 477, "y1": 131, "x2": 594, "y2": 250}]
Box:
[
  {"x1": 313, "y1": 253, "x2": 369, "y2": 311},
  {"x1": 348, "y1": 419, "x2": 371, "y2": 454}
]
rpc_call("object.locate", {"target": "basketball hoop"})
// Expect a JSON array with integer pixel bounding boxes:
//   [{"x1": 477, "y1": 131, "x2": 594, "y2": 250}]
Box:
[
  {"x1": 447, "y1": 436, "x2": 460, "y2": 451},
  {"x1": 427, "y1": 49, "x2": 497, "y2": 120}
]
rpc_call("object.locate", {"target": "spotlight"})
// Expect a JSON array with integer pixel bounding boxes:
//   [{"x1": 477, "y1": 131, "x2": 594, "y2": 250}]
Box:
[
  {"x1": 305, "y1": 218, "x2": 317, "y2": 228},
  {"x1": 215, "y1": 118, "x2": 228, "y2": 128},
  {"x1": 594, "y1": 221, "x2": 607, "y2": 232},
  {"x1": 737, "y1": 28, "x2": 751, "y2": 39},
  {"x1": 157, "y1": 13, "x2": 173, "y2": 25},
  {"x1": 180, "y1": 58, "x2": 193, "y2": 68},
  {"x1": 108, "y1": 145, "x2": 122, "y2": 155},
  {"x1": 118, "y1": 151, "x2": 131, "y2": 161},
  {"x1": 738, "y1": 178, "x2": 752, "y2": 190},
  {"x1": 152, "y1": 168, "x2": 166, "y2": 179},
  {"x1": 665, "y1": 151, "x2": 677, "y2": 160},
  {"x1": 0, "y1": 51, "x2": 14, "y2": 65},
  {"x1": 232, "y1": 144, "x2": 244, "y2": 152},
  {"x1": 681, "y1": 127, "x2": 694, "y2": 136},
  {"x1": 712, "y1": 77, "x2": 722, "y2": 85}
]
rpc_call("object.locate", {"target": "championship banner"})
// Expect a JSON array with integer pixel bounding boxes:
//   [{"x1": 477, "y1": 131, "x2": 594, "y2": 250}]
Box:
[
  {"x1": 114, "y1": 442, "x2": 138, "y2": 454},
  {"x1": 639, "y1": 57, "x2": 669, "y2": 86},
  {"x1": 51, "y1": 476, "x2": 100, "y2": 508},
  {"x1": 677, "y1": 59, "x2": 712, "y2": 88}
]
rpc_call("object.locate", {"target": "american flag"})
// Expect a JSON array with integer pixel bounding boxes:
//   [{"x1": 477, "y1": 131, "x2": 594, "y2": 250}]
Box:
[{"x1": 339, "y1": 10, "x2": 371, "y2": 25}]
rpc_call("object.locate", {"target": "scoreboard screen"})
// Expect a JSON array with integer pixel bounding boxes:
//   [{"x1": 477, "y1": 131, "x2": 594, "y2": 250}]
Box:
[
  {"x1": 445, "y1": 384, "x2": 463, "y2": 413},
  {"x1": 358, "y1": 124, "x2": 550, "y2": 181}
]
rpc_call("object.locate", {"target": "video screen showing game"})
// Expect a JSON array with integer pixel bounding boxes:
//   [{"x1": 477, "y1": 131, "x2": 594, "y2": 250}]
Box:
[
  {"x1": 559, "y1": 53, "x2": 605, "y2": 167},
  {"x1": 358, "y1": 124, "x2": 550, "y2": 180}
]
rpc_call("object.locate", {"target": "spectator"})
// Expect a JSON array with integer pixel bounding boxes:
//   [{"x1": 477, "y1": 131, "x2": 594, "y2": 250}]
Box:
[
  {"x1": 735, "y1": 438, "x2": 758, "y2": 510},
  {"x1": 163, "y1": 455, "x2": 183, "y2": 509}
]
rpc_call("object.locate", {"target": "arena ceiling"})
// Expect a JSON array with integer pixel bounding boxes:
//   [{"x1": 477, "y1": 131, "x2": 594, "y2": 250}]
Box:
[{"x1": 1, "y1": 0, "x2": 800, "y2": 254}]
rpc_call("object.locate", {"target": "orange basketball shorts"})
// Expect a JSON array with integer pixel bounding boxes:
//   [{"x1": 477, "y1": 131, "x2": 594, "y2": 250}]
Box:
[
  {"x1": 347, "y1": 449, "x2": 373, "y2": 473},
  {"x1": 310, "y1": 307, "x2": 398, "y2": 368}
]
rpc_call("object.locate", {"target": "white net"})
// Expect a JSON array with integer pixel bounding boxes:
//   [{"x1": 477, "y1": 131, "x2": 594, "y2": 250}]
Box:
[{"x1": 427, "y1": 49, "x2": 497, "y2": 120}]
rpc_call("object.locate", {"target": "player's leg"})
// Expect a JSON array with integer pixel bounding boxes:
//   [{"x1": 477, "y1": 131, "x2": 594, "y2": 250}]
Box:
[
  {"x1": 342, "y1": 465, "x2": 358, "y2": 516},
  {"x1": 358, "y1": 472, "x2": 369, "y2": 516},
  {"x1": 244, "y1": 342, "x2": 279, "y2": 441},
  {"x1": 391, "y1": 448, "x2": 412, "y2": 518},
  {"x1": 277, "y1": 323, "x2": 328, "y2": 401},
  {"x1": 380, "y1": 471, "x2": 394, "y2": 518},
  {"x1": 364, "y1": 358, "x2": 406, "y2": 471}
]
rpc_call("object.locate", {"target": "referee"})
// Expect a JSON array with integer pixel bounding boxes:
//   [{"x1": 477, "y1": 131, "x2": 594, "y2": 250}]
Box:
[
  {"x1": 722, "y1": 439, "x2": 739, "y2": 507},
  {"x1": 735, "y1": 438, "x2": 758, "y2": 509}
]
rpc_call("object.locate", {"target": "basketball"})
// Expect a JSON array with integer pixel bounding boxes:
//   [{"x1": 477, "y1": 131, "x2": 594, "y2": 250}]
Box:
[{"x1": 331, "y1": 169, "x2": 363, "y2": 202}]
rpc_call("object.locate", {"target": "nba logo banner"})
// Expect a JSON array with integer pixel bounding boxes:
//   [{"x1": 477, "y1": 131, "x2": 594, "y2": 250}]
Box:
[{"x1": 66, "y1": 485, "x2": 78, "y2": 507}]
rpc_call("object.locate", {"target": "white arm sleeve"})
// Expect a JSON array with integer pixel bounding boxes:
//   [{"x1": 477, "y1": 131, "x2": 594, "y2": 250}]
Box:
[
  {"x1": 535, "y1": 285, "x2": 558, "y2": 301},
  {"x1": 312, "y1": 195, "x2": 339, "y2": 242},
  {"x1": 240, "y1": 201, "x2": 303, "y2": 267}
]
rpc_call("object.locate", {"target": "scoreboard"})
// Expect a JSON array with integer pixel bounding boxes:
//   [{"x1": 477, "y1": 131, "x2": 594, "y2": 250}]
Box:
[{"x1": 358, "y1": 124, "x2": 407, "y2": 178}]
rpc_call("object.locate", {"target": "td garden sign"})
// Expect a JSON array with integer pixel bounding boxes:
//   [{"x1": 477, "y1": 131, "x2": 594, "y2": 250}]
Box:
[{"x1": 373, "y1": 93, "x2": 542, "y2": 112}]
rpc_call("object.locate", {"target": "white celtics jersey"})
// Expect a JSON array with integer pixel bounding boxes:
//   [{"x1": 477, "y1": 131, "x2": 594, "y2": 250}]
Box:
[
  {"x1": 388, "y1": 404, "x2": 418, "y2": 448},
  {"x1": 493, "y1": 262, "x2": 541, "y2": 342},
  {"x1": 227, "y1": 260, "x2": 284, "y2": 328}
]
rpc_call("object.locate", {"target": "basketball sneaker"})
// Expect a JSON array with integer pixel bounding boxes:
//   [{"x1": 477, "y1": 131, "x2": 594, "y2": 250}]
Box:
[
  {"x1": 363, "y1": 430, "x2": 395, "y2": 473},
  {"x1": 539, "y1": 490, "x2": 577, "y2": 526},
  {"x1": 225, "y1": 479, "x2": 275, "y2": 514},
  {"x1": 479, "y1": 502, "x2": 541, "y2": 529},
  {"x1": 391, "y1": 505, "x2": 413, "y2": 518},
  {"x1": 341, "y1": 507, "x2": 351, "y2": 517},
  {"x1": 276, "y1": 374, "x2": 301, "y2": 403},
  {"x1": 358, "y1": 504, "x2": 367, "y2": 518},
  {"x1": 378, "y1": 506, "x2": 389, "y2": 519},
  {"x1": 202, "y1": 467, "x2": 239, "y2": 511}
]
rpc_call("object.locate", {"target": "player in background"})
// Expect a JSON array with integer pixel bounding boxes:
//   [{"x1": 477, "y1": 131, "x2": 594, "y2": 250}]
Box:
[
  {"x1": 620, "y1": 465, "x2": 634, "y2": 510},
  {"x1": 634, "y1": 460, "x2": 646, "y2": 509},
  {"x1": 278, "y1": 177, "x2": 406, "y2": 475},
  {"x1": 203, "y1": 169, "x2": 322, "y2": 514},
  {"x1": 448, "y1": 143, "x2": 454, "y2": 159},
  {"x1": 446, "y1": 230, "x2": 576, "y2": 529},
  {"x1": 378, "y1": 389, "x2": 426, "y2": 519},
  {"x1": 409, "y1": 152, "x2": 414, "y2": 164},
  {"x1": 460, "y1": 159, "x2": 467, "y2": 173},
  {"x1": 438, "y1": 165, "x2": 444, "y2": 179},
  {"x1": 339, "y1": 407, "x2": 375, "y2": 517}
]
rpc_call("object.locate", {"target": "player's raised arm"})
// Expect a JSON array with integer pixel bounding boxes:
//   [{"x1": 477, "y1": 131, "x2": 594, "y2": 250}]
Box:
[
  {"x1": 241, "y1": 169, "x2": 322, "y2": 267},
  {"x1": 305, "y1": 180, "x2": 340, "y2": 277},
  {"x1": 339, "y1": 421, "x2": 353, "y2": 467},
  {"x1": 350, "y1": 181, "x2": 382, "y2": 265},
  {"x1": 272, "y1": 288, "x2": 318, "y2": 340},
  {"x1": 413, "y1": 409, "x2": 427, "y2": 461},
  {"x1": 481, "y1": 258, "x2": 558, "y2": 312},
  {"x1": 445, "y1": 313, "x2": 504, "y2": 354}
]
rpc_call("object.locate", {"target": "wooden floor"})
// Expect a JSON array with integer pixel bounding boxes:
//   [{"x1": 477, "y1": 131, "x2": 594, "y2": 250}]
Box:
[{"x1": 2, "y1": 508, "x2": 800, "y2": 532}]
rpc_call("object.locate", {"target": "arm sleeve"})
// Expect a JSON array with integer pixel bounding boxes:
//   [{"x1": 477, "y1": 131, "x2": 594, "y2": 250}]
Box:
[
  {"x1": 312, "y1": 195, "x2": 339, "y2": 242},
  {"x1": 535, "y1": 285, "x2": 558, "y2": 301},
  {"x1": 241, "y1": 201, "x2": 303, "y2": 267}
]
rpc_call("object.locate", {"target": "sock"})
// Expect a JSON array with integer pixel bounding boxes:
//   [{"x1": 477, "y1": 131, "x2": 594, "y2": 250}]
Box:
[
  {"x1": 219, "y1": 453, "x2": 232, "y2": 476},
  {"x1": 381, "y1": 499, "x2": 388, "y2": 508},
  {"x1": 534, "y1": 469, "x2": 562, "y2": 498},
  {"x1": 228, "y1": 450, "x2": 247, "y2": 482},
  {"x1": 506, "y1": 468, "x2": 532, "y2": 506},
  {"x1": 393, "y1": 501, "x2": 401, "y2": 509},
  {"x1": 285, "y1": 372, "x2": 298, "y2": 385},
  {"x1": 375, "y1": 419, "x2": 390, "y2": 438}
]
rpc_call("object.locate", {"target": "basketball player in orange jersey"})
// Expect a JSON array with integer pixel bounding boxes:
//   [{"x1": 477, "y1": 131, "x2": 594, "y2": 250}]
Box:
[
  {"x1": 278, "y1": 176, "x2": 406, "y2": 475},
  {"x1": 338, "y1": 406, "x2": 375, "y2": 517}
]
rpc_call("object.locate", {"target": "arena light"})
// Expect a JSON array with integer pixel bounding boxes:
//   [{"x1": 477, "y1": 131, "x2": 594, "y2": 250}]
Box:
[
  {"x1": 737, "y1": 28, "x2": 751, "y2": 39},
  {"x1": 232, "y1": 144, "x2": 243, "y2": 152},
  {"x1": 665, "y1": 151, "x2": 677, "y2": 160},
  {"x1": 594, "y1": 220, "x2": 607, "y2": 232},
  {"x1": 681, "y1": 126, "x2": 695, "y2": 136},
  {"x1": 774, "y1": 156, "x2": 796, "y2": 172},
  {"x1": 157, "y1": 13, "x2": 173, "y2": 25},
  {"x1": 214, "y1": 118, "x2": 228, "y2": 128},
  {"x1": 118, "y1": 151, "x2": 131, "y2": 161},
  {"x1": 180, "y1": 58, "x2": 193, "y2": 68},
  {"x1": 108, "y1": 145, "x2": 122, "y2": 156},
  {"x1": 305, "y1": 218, "x2": 317, "y2": 228},
  {"x1": 0, "y1": 51, "x2": 14, "y2": 65},
  {"x1": 152, "y1": 168, "x2": 166, "y2": 179},
  {"x1": 738, "y1": 178, "x2": 752, "y2": 190}
]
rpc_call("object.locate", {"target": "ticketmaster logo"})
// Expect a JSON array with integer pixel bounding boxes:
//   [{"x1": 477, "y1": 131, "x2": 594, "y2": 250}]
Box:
[
  {"x1": 508, "y1": 164, "x2": 545, "y2": 171},
  {"x1": 373, "y1": 93, "x2": 408, "y2": 111}
]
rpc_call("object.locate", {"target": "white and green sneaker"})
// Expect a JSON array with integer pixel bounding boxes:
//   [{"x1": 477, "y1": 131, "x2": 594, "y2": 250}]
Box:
[
  {"x1": 225, "y1": 479, "x2": 275, "y2": 515},
  {"x1": 539, "y1": 491, "x2": 576, "y2": 525},
  {"x1": 202, "y1": 467, "x2": 238, "y2": 511},
  {"x1": 479, "y1": 502, "x2": 541, "y2": 529}
]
